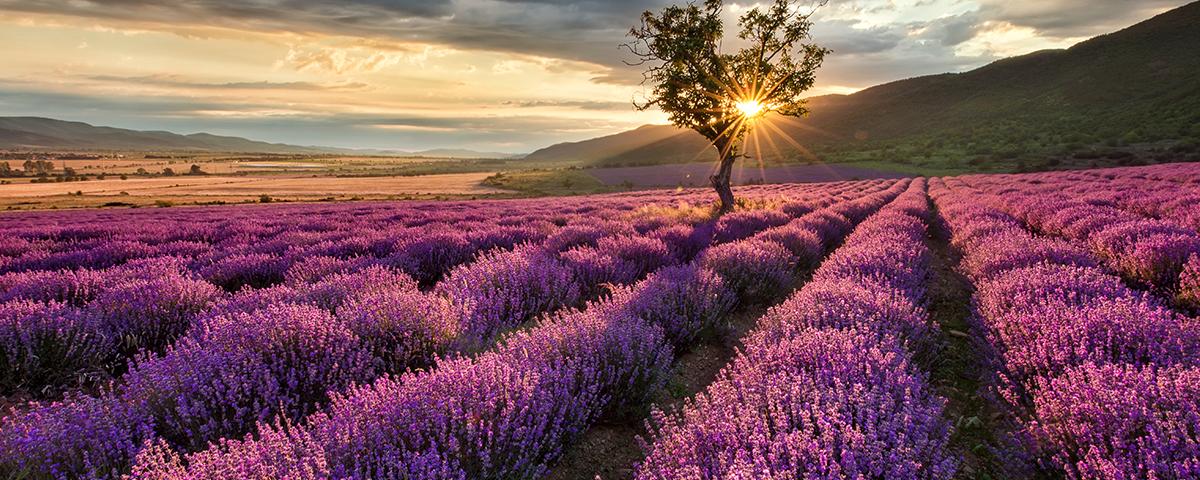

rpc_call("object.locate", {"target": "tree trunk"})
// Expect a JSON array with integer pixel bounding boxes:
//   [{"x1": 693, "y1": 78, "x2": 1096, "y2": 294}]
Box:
[{"x1": 710, "y1": 147, "x2": 736, "y2": 214}]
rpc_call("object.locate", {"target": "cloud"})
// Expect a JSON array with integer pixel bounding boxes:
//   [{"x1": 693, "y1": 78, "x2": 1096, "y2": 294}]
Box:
[
  {"x1": 0, "y1": 0, "x2": 1189, "y2": 86},
  {"x1": 976, "y1": 0, "x2": 1186, "y2": 38},
  {"x1": 0, "y1": 0, "x2": 1191, "y2": 151},
  {"x1": 0, "y1": 0, "x2": 656, "y2": 75},
  {"x1": 919, "y1": 12, "x2": 983, "y2": 46},
  {"x1": 0, "y1": 83, "x2": 642, "y2": 151},
  {"x1": 84, "y1": 74, "x2": 371, "y2": 91},
  {"x1": 811, "y1": 19, "x2": 906, "y2": 55},
  {"x1": 501, "y1": 100, "x2": 631, "y2": 110}
]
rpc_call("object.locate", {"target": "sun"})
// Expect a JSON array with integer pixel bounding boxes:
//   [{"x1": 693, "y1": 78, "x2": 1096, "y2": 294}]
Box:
[{"x1": 735, "y1": 99, "x2": 764, "y2": 118}]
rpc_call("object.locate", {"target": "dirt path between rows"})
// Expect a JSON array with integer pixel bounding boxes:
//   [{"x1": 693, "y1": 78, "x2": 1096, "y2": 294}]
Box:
[
  {"x1": 543, "y1": 304, "x2": 769, "y2": 480},
  {"x1": 924, "y1": 208, "x2": 1007, "y2": 480}
]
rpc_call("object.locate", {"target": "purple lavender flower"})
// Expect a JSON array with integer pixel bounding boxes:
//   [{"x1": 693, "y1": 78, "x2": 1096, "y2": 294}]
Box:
[
  {"x1": 0, "y1": 395, "x2": 154, "y2": 479},
  {"x1": 120, "y1": 304, "x2": 376, "y2": 452},
  {"x1": 1030, "y1": 363, "x2": 1200, "y2": 480},
  {"x1": 699, "y1": 239, "x2": 797, "y2": 304},
  {"x1": 613, "y1": 264, "x2": 736, "y2": 347},
  {"x1": 1178, "y1": 254, "x2": 1200, "y2": 311},
  {"x1": 197, "y1": 253, "x2": 289, "y2": 291},
  {"x1": 384, "y1": 231, "x2": 477, "y2": 287},
  {"x1": 636, "y1": 328, "x2": 956, "y2": 480},
  {"x1": 336, "y1": 288, "x2": 459, "y2": 372},
  {"x1": 749, "y1": 224, "x2": 823, "y2": 268},
  {"x1": 87, "y1": 273, "x2": 223, "y2": 357},
  {"x1": 712, "y1": 209, "x2": 791, "y2": 243},
  {"x1": 0, "y1": 300, "x2": 111, "y2": 394},
  {"x1": 435, "y1": 246, "x2": 582, "y2": 346}
]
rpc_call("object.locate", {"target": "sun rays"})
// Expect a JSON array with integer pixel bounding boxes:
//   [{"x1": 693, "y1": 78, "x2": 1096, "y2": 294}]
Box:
[{"x1": 735, "y1": 99, "x2": 765, "y2": 118}]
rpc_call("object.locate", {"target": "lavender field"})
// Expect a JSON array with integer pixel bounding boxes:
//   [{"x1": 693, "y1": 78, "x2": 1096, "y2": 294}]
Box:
[{"x1": 1, "y1": 162, "x2": 1199, "y2": 479}]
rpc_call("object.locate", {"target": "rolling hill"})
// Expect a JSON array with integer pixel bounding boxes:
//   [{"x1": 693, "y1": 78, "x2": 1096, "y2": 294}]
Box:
[
  {"x1": 0, "y1": 117, "x2": 330, "y2": 153},
  {"x1": 0, "y1": 117, "x2": 520, "y2": 158},
  {"x1": 526, "y1": 1, "x2": 1200, "y2": 171}
]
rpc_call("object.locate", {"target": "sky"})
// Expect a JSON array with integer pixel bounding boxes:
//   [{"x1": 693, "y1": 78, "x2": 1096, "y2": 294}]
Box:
[{"x1": 0, "y1": 0, "x2": 1188, "y2": 153}]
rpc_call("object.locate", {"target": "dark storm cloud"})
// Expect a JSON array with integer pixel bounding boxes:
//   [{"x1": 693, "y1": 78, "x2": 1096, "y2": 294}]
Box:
[
  {"x1": 0, "y1": 0, "x2": 1191, "y2": 84},
  {"x1": 0, "y1": 0, "x2": 664, "y2": 74},
  {"x1": 812, "y1": 19, "x2": 906, "y2": 54},
  {"x1": 977, "y1": 0, "x2": 1187, "y2": 37},
  {"x1": 920, "y1": 12, "x2": 982, "y2": 46}
]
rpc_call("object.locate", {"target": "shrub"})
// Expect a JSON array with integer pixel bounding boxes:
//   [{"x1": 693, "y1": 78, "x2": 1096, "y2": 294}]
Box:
[
  {"x1": 699, "y1": 239, "x2": 796, "y2": 304},
  {"x1": 120, "y1": 304, "x2": 376, "y2": 452},
  {"x1": 1030, "y1": 363, "x2": 1200, "y2": 480},
  {"x1": 310, "y1": 307, "x2": 670, "y2": 478},
  {"x1": 0, "y1": 395, "x2": 153, "y2": 479},
  {"x1": 712, "y1": 209, "x2": 791, "y2": 243},
  {"x1": 436, "y1": 247, "x2": 581, "y2": 346},
  {"x1": 198, "y1": 253, "x2": 288, "y2": 291},
  {"x1": 614, "y1": 264, "x2": 736, "y2": 347},
  {"x1": 1178, "y1": 254, "x2": 1200, "y2": 311},
  {"x1": 594, "y1": 235, "x2": 672, "y2": 281},
  {"x1": 88, "y1": 273, "x2": 223, "y2": 357},
  {"x1": 560, "y1": 246, "x2": 638, "y2": 299},
  {"x1": 746, "y1": 278, "x2": 931, "y2": 357},
  {"x1": 0, "y1": 268, "x2": 105, "y2": 305},
  {"x1": 0, "y1": 300, "x2": 110, "y2": 394},
  {"x1": 337, "y1": 289, "x2": 459, "y2": 372},
  {"x1": 385, "y1": 232, "x2": 476, "y2": 287},
  {"x1": 749, "y1": 224, "x2": 822, "y2": 268},
  {"x1": 984, "y1": 297, "x2": 1199, "y2": 390},
  {"x1": 299, "y1": 266, "x2": 416, "y2": 312}
]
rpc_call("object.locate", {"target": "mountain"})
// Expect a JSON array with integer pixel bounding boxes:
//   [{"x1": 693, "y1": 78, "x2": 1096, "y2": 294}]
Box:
[
  {"x1": 0, "y1": 117, "x2": 519, "y2": 158},
  {"x1": 0, "y1": 117, "x2": 329, "y2": 153},
  {"x1": 524, "y1": 124, "x2": 712, "y2": 164},
  {"x1": 526, "y1": 1, "x2": 1200, "y2": 171}
]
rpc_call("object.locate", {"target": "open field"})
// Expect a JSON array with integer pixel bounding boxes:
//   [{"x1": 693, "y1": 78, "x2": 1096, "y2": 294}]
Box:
[
  {"x1": 0, "y1": 172, "x2": 505, "y2": 197},
  {"x1": 0, "y1": 172, "x2": 510, "y2": 209},
  {"x1": 2, "y1": 162, "x2": 1199, "y2": 479}
]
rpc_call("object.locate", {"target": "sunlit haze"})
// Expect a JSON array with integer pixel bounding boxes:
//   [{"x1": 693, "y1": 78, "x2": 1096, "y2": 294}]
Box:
[{"x1": 0, "y1": 0, "x2": 1186, "y2": 152}]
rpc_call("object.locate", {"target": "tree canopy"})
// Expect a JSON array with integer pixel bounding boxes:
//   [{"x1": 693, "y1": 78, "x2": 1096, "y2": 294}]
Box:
[{"x1": 626, "y1": 0, "x2": 827, "y2": 211}]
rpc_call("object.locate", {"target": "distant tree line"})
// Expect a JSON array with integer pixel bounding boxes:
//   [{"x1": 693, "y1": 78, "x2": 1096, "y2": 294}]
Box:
[{"x1": 0, "y1": 161, "x2": 208, "y2": 179}]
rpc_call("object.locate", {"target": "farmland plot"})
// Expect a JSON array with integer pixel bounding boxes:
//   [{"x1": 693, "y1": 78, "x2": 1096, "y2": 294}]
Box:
[{"x1": 1, "y1": 162, "x2": 1198, "y2": 480}]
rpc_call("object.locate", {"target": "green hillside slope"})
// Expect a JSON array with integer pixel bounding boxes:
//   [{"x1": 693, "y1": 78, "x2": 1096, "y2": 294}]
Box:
[{"x1": 526, "y1": 2, "x2": 1200, "y2": 173}]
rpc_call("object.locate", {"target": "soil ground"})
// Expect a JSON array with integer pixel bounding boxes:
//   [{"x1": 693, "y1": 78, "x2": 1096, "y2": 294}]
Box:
[{"x1": 924, "y1": 210, "x2": 1007, "y2": 479}]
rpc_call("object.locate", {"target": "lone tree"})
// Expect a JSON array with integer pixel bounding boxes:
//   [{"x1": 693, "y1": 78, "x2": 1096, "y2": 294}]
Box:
[{"x1": 627, "y1": 0, "x2": 827, "y2": 213}]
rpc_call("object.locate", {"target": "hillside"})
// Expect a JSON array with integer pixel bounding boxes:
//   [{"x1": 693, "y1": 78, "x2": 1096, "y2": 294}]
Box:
[
  {"x1": 527, "y1": 1, "x2": 1200, "y2": 172},
  {"x1": 0, "y1": 117, "x2": 331, "y2": 153},
  {"x1": 0, "y1": 117, "x2": 519, "y2": 158}
]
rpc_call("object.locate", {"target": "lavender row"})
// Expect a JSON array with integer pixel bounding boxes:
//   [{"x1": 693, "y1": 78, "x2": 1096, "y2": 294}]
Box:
[
  {"x1": 0, "y1": 229, "x2": 649, "y2": 475},
  {"x1": 931, "y1": 178, "x2": 1200, "y2": 479},
  {"x1": 0, "y1": 182, "x2": 899, "y2": 479},
  {"x1": 636, "y1": 179, "x2": 958, "y2": 479},
  {"x1": 119, "y1": 182, "x2": 910, "y2": 479},
  {"x1": 0, "y1": 181, "x2": 886, "y2": 398},
  {"x1": 0, "y1": 200, "x2": 617, "y2": 396},
  {"x1": 952, "y1": 171, "x2": 1200, "y2": 311},
  {"x1": 1048, "y1": 169, "x2": 1200, "y2": 310}
]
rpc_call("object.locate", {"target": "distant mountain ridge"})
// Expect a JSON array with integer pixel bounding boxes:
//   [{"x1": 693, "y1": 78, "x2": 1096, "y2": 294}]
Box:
[
  {"x1": 0, "y1": 117, "x2": 519, "y2": 158},
  {"x1": 0, "y1": 117, "x2": 329, "y2": 153},
  {"x1": 526, "y1": 1, "x2": 1200, "y2": 169}
]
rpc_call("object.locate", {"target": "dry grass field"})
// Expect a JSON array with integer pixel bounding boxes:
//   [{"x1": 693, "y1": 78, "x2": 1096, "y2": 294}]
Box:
[
  {"x1": 0, "y1": 172, "x2": 509, "y2": 210},
  {"x1": 0, "y1": 151, "x2": 541, "y2": 209}
]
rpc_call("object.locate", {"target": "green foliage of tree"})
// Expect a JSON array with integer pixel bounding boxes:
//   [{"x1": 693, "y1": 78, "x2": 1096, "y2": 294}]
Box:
[{"x1": 626, "y1": 0, "x2": 827, "y2": 212}]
